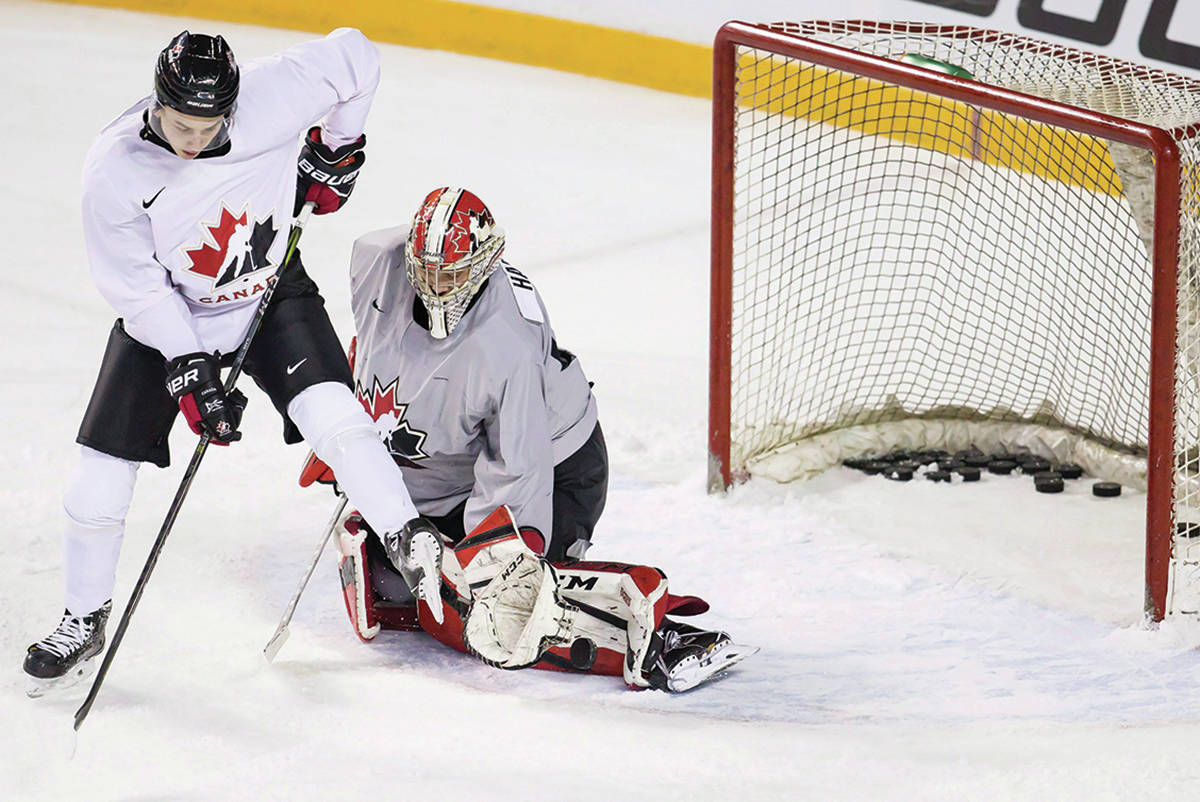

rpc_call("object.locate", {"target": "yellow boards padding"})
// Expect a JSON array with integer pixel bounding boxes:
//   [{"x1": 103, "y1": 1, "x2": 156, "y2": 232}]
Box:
[{"x1": 736, "y1": 54, "x2": 1128, "y2": 199}]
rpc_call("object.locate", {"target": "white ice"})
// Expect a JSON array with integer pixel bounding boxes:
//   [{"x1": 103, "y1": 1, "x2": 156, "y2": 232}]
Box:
[{"x1": 5, "y1": 2, "x2": 1200, "y2": 800}]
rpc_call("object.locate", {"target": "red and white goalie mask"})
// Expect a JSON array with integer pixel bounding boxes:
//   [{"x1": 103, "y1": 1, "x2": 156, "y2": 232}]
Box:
[{"x1": 405, "y1": 187, "x2": 506, "y2": 339}]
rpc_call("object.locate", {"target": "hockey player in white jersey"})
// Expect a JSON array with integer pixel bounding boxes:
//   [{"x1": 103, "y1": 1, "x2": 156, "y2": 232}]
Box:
[
  {"x1": 302, "y1": 188, "x2": 755, "y2": 690},
  {"x1": 23, "y1": 29, "x2": 441, "y2": 696}
]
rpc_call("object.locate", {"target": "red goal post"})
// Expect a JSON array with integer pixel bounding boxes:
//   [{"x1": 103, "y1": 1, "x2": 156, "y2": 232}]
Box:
[{"x1": 708, "y1": 20, "x2": 1200, "y2": 620}]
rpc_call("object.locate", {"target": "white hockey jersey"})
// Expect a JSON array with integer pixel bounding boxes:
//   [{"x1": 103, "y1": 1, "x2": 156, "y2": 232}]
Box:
[
  {"x1": 80, "y1": 28, "x2": 380, "y2": 361},
  {"x1": 348, "y1": 226, "x2": 599, "y2": 541}
]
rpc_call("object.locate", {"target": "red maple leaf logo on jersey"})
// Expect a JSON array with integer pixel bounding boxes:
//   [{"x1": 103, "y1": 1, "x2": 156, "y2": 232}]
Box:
[
  {"x1": 185, "y1": 206, "x2": 247, "y2": 279},
  {"x1": 183, "y1": 204, "x2": 279, "y2": 291},
  {"x1": 355, "y1": 377, "x2": 429, "y2": 467}
]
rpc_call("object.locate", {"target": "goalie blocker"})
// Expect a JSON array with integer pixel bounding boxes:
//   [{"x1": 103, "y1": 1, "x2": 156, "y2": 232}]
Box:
[{"x1": 332, "y1": 504, "x2": 755, "y2": 691}]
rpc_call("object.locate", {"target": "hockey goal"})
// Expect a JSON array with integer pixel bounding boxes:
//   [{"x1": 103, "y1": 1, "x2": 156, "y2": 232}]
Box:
[{"x1": 708, "y1": 20, "x2": 1200, "y2": 620}]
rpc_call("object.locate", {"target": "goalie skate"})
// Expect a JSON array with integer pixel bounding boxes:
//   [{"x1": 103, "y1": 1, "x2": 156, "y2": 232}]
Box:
[
  {"x1": 24, "y1": 601, "x2": 111, "y2": 698},
  {"x1": 648, "y1": 620, "x2": 758, "y2": 693}
]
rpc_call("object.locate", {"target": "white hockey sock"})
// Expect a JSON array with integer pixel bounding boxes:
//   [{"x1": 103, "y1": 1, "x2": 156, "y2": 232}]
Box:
[
  {"x1": 63, "y1": 521, "x2": 124, "y2": 616},
  {"x1": 288, "y1": 382, "x2": 420, "y2": 534},
  {"x1": 61, "y1": 446, "x2": 138, "y2": 615}
]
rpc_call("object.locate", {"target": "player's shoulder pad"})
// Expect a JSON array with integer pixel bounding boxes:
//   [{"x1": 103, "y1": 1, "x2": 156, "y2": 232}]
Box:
[{"x1": 498, "y1": 261, "x2": 544, "y2": 325}]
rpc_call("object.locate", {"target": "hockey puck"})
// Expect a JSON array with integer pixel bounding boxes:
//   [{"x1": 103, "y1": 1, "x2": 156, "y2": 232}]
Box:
[
  {"x1": 886, "y1": 468, "x2": 914, "y2": 481},
  {"x1": 957, "y1": 466, "x2": 981, "y2": 482},
  {"x1": 862, "y1": 461, "x2": 890, "y2": 475},
  {"x1": 925, "y1": 470, "x2": 952, "y2": 483},
  {"x1": 963, "y1": 453, "x2": 991, "y2": 468},
  {"x1": 1177, "y1": 522, "x2": 1200, "y2": 539},
  {"x1": 843, "y1": 457, "x2": 869, "y2": 471},
  {"x1": 569, "y1": 637, "x2": 597, "y2": 670},
  {"x1": 987, "y1": 460, "x2": 1017, "y2": 475},
  {"x1": 1058, "y1": 463, "x2": 1084, "y2": 480},
  {"x1": 1092, "y1": 481, "x2": 1122, "y2": 497},
  {"x1": 1034, "y1": 473, "x2": 1064, "y2": 493},
  {"x1": 1021, "y1": 459, "x2": 1051, "y2": 475}
]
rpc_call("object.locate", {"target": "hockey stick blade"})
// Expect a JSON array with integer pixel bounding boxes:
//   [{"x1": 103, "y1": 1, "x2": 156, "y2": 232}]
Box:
[
  {"x1": 262, "y1": 627, "x2": 290, "y2": 663},
  {"x1": 263, "y1": 493, "x2": 348, "y2": 662}
]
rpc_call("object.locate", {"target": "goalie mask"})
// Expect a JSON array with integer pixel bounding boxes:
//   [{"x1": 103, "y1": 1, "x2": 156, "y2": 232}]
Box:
[{"x1": 405, "y1": 187, "x2": 506, "y2": 339}]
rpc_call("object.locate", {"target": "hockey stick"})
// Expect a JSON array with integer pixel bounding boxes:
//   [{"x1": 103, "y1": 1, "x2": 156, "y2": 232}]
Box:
[
  {"x1": 73, "y1": 202, "x2": 316, "y2": 733},
  {"x1": 263, "y1": 492, "x2": 348, "y2": 662}
]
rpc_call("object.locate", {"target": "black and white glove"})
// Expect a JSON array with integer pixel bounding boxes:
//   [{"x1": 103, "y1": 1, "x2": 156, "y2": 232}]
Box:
[
  {"x1": 165, "y1": 352, "x2": 248, "y2": 445},
  {"x1": 294, "y1": 126, "x2": 366, "y2": 215}
]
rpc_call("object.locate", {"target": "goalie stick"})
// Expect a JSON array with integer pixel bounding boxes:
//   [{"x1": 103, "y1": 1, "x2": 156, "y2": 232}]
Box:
[
  {"x1": 73, "y1": 202, "x2": 316, "y2": 734},
  {"x1": 263, "y1": 491, "x2": 348, "y2": 662}
]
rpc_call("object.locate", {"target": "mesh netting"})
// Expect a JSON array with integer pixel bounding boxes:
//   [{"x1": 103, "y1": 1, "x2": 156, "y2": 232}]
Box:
[{"x1": 719, "y1": 21, "x2": 1200, "y2": 613}]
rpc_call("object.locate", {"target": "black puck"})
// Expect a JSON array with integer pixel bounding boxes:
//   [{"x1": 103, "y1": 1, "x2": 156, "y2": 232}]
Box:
[
  {"x1": 1092, "y1": 481, "x2": 1122, "y2": 497},
  {"x1": 1177, "y1": 522, "x2": 1200, "y2": 539},
  {"x1": 957, "y1": 466, "x2": 981, "y2": 481},
  {"x1": 893, "y1": 460, "x2": 920, "y2": 472},
  {"x1": 862, "y1": 461, "x2": 889, "y2": 475},
  {"x1": 843, "y1": 458, "x2": 869, "y2": 471},
  {"x1": 569, "y1": 637, "x2": 598, "y2": 670},
  {"x1": 886, "y1": 468, "x2": 914, "y2": 481},
  {"x1": 987, "y1": 460, "x2": 1017, "y2": 475},
  {"x1": 1058, "y1": 463, "x2": 1084, "y2": 479},
  {"x1": 939, "y1": 460, "x2": 963, "y2": 473},
  {"x1": 1034, "y1": 473, "x2": 1064, "y2": 493},
  {"x1": 963, "y1": 453, "x2": 990, "y2": 468},
  {"x1": 1021, "y1": 459, "x2": 1051, "y2": 475},
  {"x1": 926, "y1": 470, "x2": 952, "y2": 482}
]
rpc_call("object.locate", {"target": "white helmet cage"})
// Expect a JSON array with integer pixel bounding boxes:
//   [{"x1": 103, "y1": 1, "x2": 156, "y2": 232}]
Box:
[{"x1": 405, "y1": 187, "x2": 506, "y2": 339}]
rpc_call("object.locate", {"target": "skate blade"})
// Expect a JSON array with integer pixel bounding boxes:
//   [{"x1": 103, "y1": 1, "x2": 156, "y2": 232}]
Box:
[
  {"x1": 667, "y1": 642, "x2": 759, "y2": 693},
  {"x1": 25, "y1": 656, "x2": 98, "y2": 699}
]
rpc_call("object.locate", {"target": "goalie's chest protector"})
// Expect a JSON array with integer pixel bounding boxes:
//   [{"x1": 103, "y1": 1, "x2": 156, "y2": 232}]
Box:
[{"x1": 348, "y1": 226, "x2": 564, "y2": 513}]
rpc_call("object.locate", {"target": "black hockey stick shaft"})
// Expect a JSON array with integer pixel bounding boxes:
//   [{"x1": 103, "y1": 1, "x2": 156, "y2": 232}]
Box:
[{"x1": 73, "y1": 203, "x2": 315, "y2": 732}]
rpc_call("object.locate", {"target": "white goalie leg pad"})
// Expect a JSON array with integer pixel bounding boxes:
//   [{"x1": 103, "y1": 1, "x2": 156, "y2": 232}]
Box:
[{"x1": 462, "y1": 553, "x2": 577, "y2": 669}]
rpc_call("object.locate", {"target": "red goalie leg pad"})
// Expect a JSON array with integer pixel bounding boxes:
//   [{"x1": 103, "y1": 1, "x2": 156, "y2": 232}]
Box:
[
  {"x1": 418, "y1": 598, "x2": 468, "y2": 654},
  {"x1": 336, "y1": 514, "x2": 380, "y2": 642},
  {"x1": 376, "y1": 602, "x2": 421, "y2": 632}
]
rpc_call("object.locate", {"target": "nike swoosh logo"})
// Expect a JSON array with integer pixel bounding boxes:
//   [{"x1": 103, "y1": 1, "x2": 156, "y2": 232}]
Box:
[
  {"x1": 142, "y1": 187, "x2": 165, "y2": 209},
  {"x1": 286, "y1": 358, "x2": 308, "y2": 375},
  {"x1": 371, "y1": 298, "x2": 385, "y2": 313}
]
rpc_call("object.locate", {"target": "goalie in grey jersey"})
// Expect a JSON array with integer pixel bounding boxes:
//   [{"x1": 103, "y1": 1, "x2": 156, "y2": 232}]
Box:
[
  {"x1": 328, "y1": 186, "x2": 607, "y2": 561},
  {"x1": 302, "y1": 188, "x2": 755, "y2": 691}
]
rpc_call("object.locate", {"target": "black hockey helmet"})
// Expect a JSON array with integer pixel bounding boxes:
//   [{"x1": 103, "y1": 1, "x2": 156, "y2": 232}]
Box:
[{"x1": 154, "y1": 31, "x2": 239, "y2": 117}]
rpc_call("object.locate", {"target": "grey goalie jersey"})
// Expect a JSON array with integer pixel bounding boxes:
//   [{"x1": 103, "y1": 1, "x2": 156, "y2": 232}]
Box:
[{"x1": 348, "y1": 226, "x2": 599, "y2": 542}]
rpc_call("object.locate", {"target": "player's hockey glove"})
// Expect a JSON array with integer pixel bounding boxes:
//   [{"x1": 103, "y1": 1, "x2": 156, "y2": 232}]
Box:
[
  {"x1": 165, "y1": 352, "x2": 248, "y2": 445},
  {"x1": 295, "y1": 127, "x2": 366, "y2": 215}
]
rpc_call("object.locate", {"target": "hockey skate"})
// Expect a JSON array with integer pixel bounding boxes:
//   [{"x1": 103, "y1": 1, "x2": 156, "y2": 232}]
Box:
[
  {"x1": 647, "y1": 619, "x2": 757, "y2": 693},
  {"x1": 23, "y1": 601, "x2": 112, "y2": 698},
  {"x1": 382, "y1": 519, "x2": 445, "y2": 625}
]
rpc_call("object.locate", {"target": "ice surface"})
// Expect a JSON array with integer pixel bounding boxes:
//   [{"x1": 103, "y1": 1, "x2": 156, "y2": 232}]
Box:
[{"x1": 6, "y1": 2, "x2": 1200, "y2": 800}]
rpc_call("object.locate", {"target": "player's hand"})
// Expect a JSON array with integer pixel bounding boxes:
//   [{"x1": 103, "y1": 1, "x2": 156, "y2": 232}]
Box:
[
  {"x1": 295, "y1": 126, "x2": 366, "y2": 215},
  {"x1": 165, "y1": 352, "x2": 248, "y2": 445}
]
